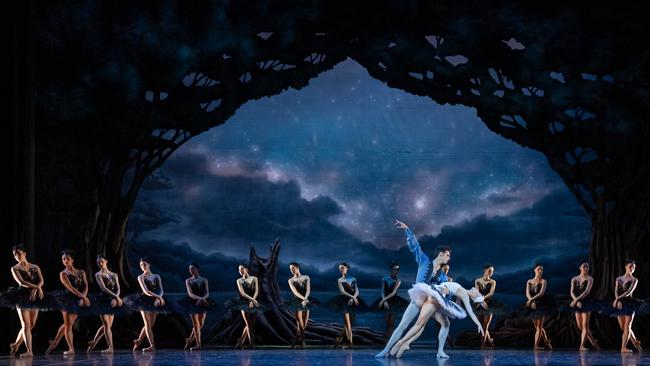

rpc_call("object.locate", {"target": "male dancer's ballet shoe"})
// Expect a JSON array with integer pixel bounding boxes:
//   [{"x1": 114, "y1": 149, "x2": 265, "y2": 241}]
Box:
[
  {"x1": 632, "y1": 339, "x2": 643, "y2": 352},
  {"x1": 45, "y1": 339, "x2": 57, "y2": 355},
  {"x1": 9, "y1": 343, "x2": 19, "y2": 357}
]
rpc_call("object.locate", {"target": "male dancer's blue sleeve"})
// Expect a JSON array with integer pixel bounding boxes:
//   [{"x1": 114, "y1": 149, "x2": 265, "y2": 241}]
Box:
[{"x1": 405, "y1": 228, "x2": 431, "y2": 284}]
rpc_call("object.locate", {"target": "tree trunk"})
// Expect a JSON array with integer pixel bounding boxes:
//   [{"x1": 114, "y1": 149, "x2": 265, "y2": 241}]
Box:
[{"x1": 208, "y1": 240, "x2": 386, "y2": 346}]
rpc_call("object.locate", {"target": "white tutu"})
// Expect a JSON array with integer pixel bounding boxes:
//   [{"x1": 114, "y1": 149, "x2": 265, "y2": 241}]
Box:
[{"x1": 408, "y1": 283, "x2": 467, "y2": 319}]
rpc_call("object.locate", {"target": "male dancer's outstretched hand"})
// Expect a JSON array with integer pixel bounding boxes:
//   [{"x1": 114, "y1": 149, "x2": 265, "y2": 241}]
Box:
[{"x1": 395, "y1": 219, "x2": 408, "y2": 230}]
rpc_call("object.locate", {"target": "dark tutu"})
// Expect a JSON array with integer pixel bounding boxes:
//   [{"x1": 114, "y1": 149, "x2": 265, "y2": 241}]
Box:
[
  {"x1": 559, "y1": 298, "x2": 604, "y2": 314},
  {"x1": 175, "y1": 296, "x2": 217, "y2": 314},
  {"x1": 602, "y1": 297, "x2": 644, "y2": 317},
  {"x1": 474, "y1": 298, "x2": 507, "y2": 316},
  {"x1": 123, "y1": 293, "x2": 172, "y2": 314},
  {"x1": 325, "y1": 294, "x2": 368, "y2": 313},
  {"x1": 50, "y1": 290, "x2": 95, "y2": 316},
  {"x1": 520, "y1": 295, "x2": 557, "y2": 319},
  {"x1": 0, "y1": 287, "x2": 58, "y2": 311},
  {"x1": 283, "y1": 297, "x2": 320, "y2": 312},
  {"x1": 88, "y1": 292, "x2": 131, "y2": 316},
  {"x1": 224, "y1": 297, "x2": 270, "y2": 314},
  {"x1": 369, "y1": 295, "x2": 410, "y2": 314}
]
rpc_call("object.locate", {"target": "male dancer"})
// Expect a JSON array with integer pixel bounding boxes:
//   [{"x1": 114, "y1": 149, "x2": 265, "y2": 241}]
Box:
[{"x1": 375, "y1": 219, "x2": 452, "y2": 359}]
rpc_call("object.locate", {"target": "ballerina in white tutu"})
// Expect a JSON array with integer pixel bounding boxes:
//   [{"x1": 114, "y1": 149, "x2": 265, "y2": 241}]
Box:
[{"x1": 390, "y1": 281, "x2": 485, "y2": 358}]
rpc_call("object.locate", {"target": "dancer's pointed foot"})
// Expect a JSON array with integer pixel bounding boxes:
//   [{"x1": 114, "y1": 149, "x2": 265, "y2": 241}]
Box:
[
  {"x1": 101, "y1": 348, "x2": 114, "y2": 354},
  {"x1": 632, "y1": 339, "x2": 643, "y2": 352},
  {"x1": 544, "y1": 339, "x2": 553, "y2": 350},
  {"x1": 592, "y1": 339, "x2": 601, "y2": 351},
  {"x1": 45, "y1": 339, "x2": 57, "y2": 355},
  {"x1": 389, "y1": 341, "x2": 403, "y2": 356},
  {"x1": 87, "y1": 339, "x2": 99, "y2": 353},
  {"x1": 374, "y1": 349, "x2": 388, "y2": 358},
  {"x1": 19, "y1": 352, "x2": 33, "y2": 358},
  {"x1": 396, "y1": 343, "x2": 410, "y2": 358},
  {"x1": 437, "y1": 351, "x2": 449, "y2": 359},
  {"x1": 132, "y1": 338, "x2": 143, "y2": 352},
  {"x1": 9, "y1": 343, "x2": 19, "y2": 357},
  {"x1": 184, "y1": 337, "x2": 192, "y2": 350},
  {"x1": 190, "y1": 345, "x2": 201, "y2": 351},
  {"x1": 63, "y1": 349, "x2": 75, "y2": 356},
  {"x1": 142, "y1": 346, "x2": 155, "y2": 352}
]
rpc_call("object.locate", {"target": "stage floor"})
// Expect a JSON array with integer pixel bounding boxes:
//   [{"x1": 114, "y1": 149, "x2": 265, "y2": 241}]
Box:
[{"x1": 1, "y1": 348, "x2": 649, "y2": 366}]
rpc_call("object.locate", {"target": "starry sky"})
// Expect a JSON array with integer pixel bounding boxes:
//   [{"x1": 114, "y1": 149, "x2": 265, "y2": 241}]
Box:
[{"x1": 130, "y1": 59, "x2": 591, "y2": 285}]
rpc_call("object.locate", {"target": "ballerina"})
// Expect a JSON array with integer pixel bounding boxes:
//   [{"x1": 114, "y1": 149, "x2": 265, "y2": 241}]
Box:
[
  {"x1": 390, "y1": 281, "x2": 485, "y2": 358},
  {"x1": 474, "y1": 264, "x2": 505, "y2": 349},
  {"x1": 86, "y1": 255, "x2": 127, "y2": 354},
  {"x1": 228, "y1": 264, "x2": 262, "y2": 348},
  {"x1": 178, "y1": 262, "x2": 214, "y2": 351},
  {"x1": 524, "y1": 263, "x2": 553, "y2": 350},
  {"x1": 370, "y1": 262, "x2": 409, "y2": 340},
  {"x1": 125, "y1": 257, "x2": 170, "y2": 352},
  {"x1": 46, "y1": 249, "x2": 92, "y2": 355},
  {"x1": 286, "y1": 262, "x2": 312, "y2": 348},
  {"x1": 566, "y1": 260, "x2": 600, "y2": 351},
  {"x1": 610, "y1": 260, "x2": 642, "y2": 353},
  {"x1": 326, "y1": 262, "x2": 367, "y2": 347},
  {"x1": 0, "y1": 245, "x2": 53, "y2": 358},
  {"x1": 376, "y1": 219, "x2": 452, "y2": 359}
]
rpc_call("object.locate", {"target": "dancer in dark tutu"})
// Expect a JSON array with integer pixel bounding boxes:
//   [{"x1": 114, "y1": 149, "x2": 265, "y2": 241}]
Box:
[
  {"x1": 229, "y1": 264, "x2": 262, "y2": 348},
  {"x1": 86, "y1": 255, "x2": 127, "y2": 354},
  {"x1": 126, "y1": 257, "x2": 170, "y2": 352},
  {"x1": 46, "y1": 249, "x2": 91, "y2": 355},
  {"x1": 370, "y1": 262, "x2": 409, "y2": 340},
  {"x1": 566, "y1": 260, "x2": 600, "y2": 351},
  {"x1": 179, "y1": 262, "x2": 214, "y2": 351},
  {"x1": 610, "y1": 260, "x2": 642, "y2": 353},
  {"x1": 524, "y1": 263, "x2": 553, "y2": 350},
  {"x1": 327, "y1": 262, "x2": 366, "y2": 347},
  {"x1": 286, "y1": 262, "x2": 312, "y2": 348},
  {"x1": 1, "y1": 245, "x2": 53, "y2": 358},
  {"x1": 474, "y1": 264, "x2": 505, "y2": 349}
]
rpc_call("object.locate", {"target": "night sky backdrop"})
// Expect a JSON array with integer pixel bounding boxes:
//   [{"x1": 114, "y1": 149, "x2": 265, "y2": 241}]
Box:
[{"x1": 128, "y1": 60, "x2": 591, "y2": 292}]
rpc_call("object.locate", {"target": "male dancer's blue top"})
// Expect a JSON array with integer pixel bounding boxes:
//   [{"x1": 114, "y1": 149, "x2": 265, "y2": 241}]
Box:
[{"x1": 405, "y1": 227, "x2": 444, "y2": 286}]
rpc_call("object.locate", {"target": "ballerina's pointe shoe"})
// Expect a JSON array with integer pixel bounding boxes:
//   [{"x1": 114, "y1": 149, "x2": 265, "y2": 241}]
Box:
[
  {"x1": 9, "y1": 343, "x2": 19, "y2": 357},
  {"x1": 396, "y1": 344, "x2": 410, "y2": 358},
  {"x1": 19, "y1": 352, "x2": 33, "y2": 358},
  {"x1": 184, "y1": 337, "x2": 192, "y2": 350},
  {"x1": 132, "y1": 339, "x2": 143, "y2": 351},
  {"x1": 389, "y1": 341, "x2": 402, "y2": 356}
]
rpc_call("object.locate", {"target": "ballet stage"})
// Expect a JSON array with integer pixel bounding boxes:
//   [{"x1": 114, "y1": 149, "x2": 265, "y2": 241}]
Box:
[{"x1": 1, "y1": 349, "x2": 649, "y2": 366}]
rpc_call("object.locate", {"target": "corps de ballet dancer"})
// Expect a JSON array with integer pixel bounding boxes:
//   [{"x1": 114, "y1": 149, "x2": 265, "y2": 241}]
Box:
[
  {"x1": 86, "y1": 255, "x2": 128, "y2": 354},
  {"x1": 376, "y1": 219, "x2": 454, "y2": 359},
  {"x1": 286, "y1": 262, "x2": 312, "y2": 348},
  {"x1": 46, "y1": 249, "x2": 92, "y2": 355},
  {"x1": 474, "y1": 264, "x2": 505, "y2": 349},
  {"x1": 370, "y1": 262, "x2": 409, "y2": 340},
  {"x1": 326, "y1": 262, "x2": 367, "y2": 347},
  {"x1": 609, "y1": 260, "x2": 642, "y2": 353},
  {"x1": 565, "y1": 260, "x2": 600, "y2": 351},
  {"x1": 390, "y1": 281, "x2": 485, "y2": 358},
  {"x1": 178, "y1": 262, "x2": 215, "y2": 351},
  {"x1": 125, "y1": 257, "x2": 171, "y2": 352},
  {"x1": 227, "y1": 264, "x2": 263, "y2": 348},
  {"x1": 0, "y1": 245, "x2": 54, "y2": 358},
  {"x1": 523, "y1": 263, "x2": 553, "y2": 350}
]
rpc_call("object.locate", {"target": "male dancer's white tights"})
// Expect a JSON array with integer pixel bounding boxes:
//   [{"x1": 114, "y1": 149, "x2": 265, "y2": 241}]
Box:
[{"x1": 375, "y1": 301, "x2": 450, "y2": 358}]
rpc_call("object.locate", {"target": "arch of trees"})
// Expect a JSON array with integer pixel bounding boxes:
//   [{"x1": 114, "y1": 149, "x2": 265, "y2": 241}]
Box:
[{"x1": 6, "y1": 0, "x2": 650, "y2": 346}]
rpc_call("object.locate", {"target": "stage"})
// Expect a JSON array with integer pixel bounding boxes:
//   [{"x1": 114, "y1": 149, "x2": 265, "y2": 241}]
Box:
[{"x1": 1, "y1": 349, "x2": 648, "y2": 366}]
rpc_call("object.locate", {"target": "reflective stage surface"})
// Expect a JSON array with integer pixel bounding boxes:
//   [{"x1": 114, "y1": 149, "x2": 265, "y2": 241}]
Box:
[{"x1": 1, "y1": 349, "x2": 649, "y2": 366}]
